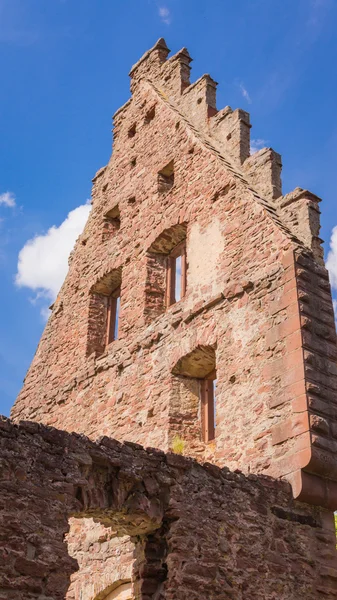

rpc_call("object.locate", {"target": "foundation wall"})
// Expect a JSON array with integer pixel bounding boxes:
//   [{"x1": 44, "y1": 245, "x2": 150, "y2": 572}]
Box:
[{"x1": 1, "y1": 417, "x2": 337, "y2": 600}]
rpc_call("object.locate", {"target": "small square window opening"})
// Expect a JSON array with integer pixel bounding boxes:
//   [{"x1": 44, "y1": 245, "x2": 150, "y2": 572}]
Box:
[
  {"x1": 158, "y1": 160, "x2": 174, "y2": 193},
  {"x1": 105, "y1": 205, "x2": 120, "y2": 227},
  {"x1": 145, "y1": 106, "x2": 156, "y2": 124},
  {"x1": 128, "y1": 124, "x2": 136, "y2": 138},
  {"x1": 102, "y1": 205, "x2": 120, "y2": 241}
]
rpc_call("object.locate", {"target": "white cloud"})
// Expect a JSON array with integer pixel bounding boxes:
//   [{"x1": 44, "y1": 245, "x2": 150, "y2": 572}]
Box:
[
  {"x1": 325, "y1": 228, "x2": 337, "y2": 328},
  {"x1": 327, "y1": 225, "x2": 337, "y2": 290},
  {"x1": 250, "y1": 138, "x2": 268, "y2": 154},
  {"x1": 307, "y1": 0, "x2": 333, "y2": 33},
  {"x1": 332, "y1": 299, "x2": 337, "y2": 329},
  {"x1": 239, "y1": 82, "x2": 252, "y2": 104},
  {"x1": 16, "y1": 202, "x2": 91, "y2": 315},
  {"x1": 158, "y1": 6, "x2": 171, "y2": 25},
  {"x1": 40, "y1": 305, "x2": 52, "y2": 321},
  {"x1": 0, "y1": 191, "x2": 16, "y2": 207}
]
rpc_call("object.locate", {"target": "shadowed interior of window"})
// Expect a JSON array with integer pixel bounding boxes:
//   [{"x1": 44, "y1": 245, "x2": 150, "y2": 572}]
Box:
[
  {"x1": 144, "y1": 223, "x2": 187, "y2": 321},
  {"x1": 87, "y1": 268, "x2": 122, "y2": 356},
  {"x1": 172, "y1": 345, "x2": 216, "y2": 443},
  {"x1": 158, "y1": 160, "x2": 174, "y2": 193}
]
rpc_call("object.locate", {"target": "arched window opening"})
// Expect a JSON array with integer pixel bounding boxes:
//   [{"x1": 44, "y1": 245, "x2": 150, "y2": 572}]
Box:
[
  {"x1": 102, "y1": 582, "x2": 132, "y2": 600},
  {"x1": 172, "y1": 345, "x2": 217, "y2": 443},
  {"x1": 87, "y1": 268, "x2": 122, "y2": 356},
  {"x1": 93, "y1": 581, "x2": 132, "y2": 600},
  {"x1": 145, "y1": 223, "x2": 187, "y2": 321}
]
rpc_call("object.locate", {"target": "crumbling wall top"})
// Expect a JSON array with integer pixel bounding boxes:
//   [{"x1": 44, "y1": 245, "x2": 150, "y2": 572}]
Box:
[{"x1": 1, "y1": 416, "x2": 336, "y2": 600}]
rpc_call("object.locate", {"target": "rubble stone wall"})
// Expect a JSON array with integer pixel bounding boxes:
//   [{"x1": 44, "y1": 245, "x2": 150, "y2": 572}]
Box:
[
  {"x1": 1, "y1": 417, "x2": 337, "y2": 600},
  {"x1": 7, "y1": 38, "x2": 337, "y2": 599},
  {"x1": 65, "y1": 520, "x2": 134, "y2": 600},
  {"x1": 12, "y1": 68, "x2": 337, "y2": 503},
  {"x1": 13, "y1": 75, "x2": 335, "y2": 481}
]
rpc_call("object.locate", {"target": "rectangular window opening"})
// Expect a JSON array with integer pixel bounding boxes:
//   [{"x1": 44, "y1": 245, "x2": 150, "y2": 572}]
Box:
[
  {"x1": 166, "y1": 241, "x2": 186, "y2": 307},
  {"x1": 145, "y1": 105, "x2": 156, "y2": 124},
  {"x1": 106, "y1": 287, "x2": 121, "y2": 345},
  {"x1": 103, "y1": 205, "x2": 120, "y2": 240},
  {"x1": 200, "y1": 370, "x2": 216, "y2": 442},
  {"x1": 128, "y1": 123, "x2": 136, "y2": 138},
  {"x1": 158, "y1": 160, "x2": 174, "y2": 193},
  {"x1": 175, "y1": 254, "x2": 182, "y2": 302}
]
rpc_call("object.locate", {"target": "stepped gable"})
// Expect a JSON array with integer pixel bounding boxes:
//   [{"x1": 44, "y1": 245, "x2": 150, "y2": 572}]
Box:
[
  {"x1": 127, "y1": 38, "x2": 322, "y2": 258},
  {"x1": 12, "y1": 39, "x2": 337, "y2": 510},
  {"x1": 4, "y1": 37, "x2": 337, "y2": 600}
]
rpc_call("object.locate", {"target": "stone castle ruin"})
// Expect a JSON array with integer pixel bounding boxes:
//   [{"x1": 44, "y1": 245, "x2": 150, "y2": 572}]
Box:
[{"x1": 2, "y1": 39, "x2": 337, "y2": 599}]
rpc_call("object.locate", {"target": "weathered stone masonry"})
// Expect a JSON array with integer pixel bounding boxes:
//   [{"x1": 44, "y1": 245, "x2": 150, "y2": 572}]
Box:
[
  {"x1": 5, "y1": 39, "x2": 337, "y2": 598},
  {"x1": 12, "y1": 38, "x2": 337, "y2": 507},
  {"x1": 1, "y1": 417, "x2": 337, "y2": 600}
]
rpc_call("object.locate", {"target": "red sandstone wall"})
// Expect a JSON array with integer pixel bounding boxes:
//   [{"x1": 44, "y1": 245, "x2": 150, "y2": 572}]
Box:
[
  {"x1": 1, "y1": 417, "x2": 337, "y2": 600},
  {"x1": 66, "y1": 521, "x2": 133, "y2": 600},
  {"x1": 11, "y1": 40, "x2": 337, "y2": 504},
  {"x1": 6, "y1": 39, "x2": 337, "y2": 600},
  {"x1": 12, "y1": 79, "x2": 298, "y2": 469},
  {"x1": 267, "y1": 251, "x2": 337, "y2": 506}
]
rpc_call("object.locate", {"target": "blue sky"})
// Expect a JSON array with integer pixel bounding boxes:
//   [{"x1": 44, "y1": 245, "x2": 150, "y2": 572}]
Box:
[{"x1": 1, "y1": 0, "x2": 337, "y2": 417}]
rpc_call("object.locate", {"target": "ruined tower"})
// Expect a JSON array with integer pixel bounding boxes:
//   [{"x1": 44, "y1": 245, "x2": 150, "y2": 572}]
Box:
[{"x1": 7, "y1": 39, "x2": 337, "y2": 599}]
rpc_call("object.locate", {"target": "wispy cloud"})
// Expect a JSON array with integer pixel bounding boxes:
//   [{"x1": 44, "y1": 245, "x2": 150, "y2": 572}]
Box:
[
  {"x1": 250, "y1": 139, "x2": 268, "y2": 154},
  {"x1": 0, "y1": 27, "x2": 38, "y2": 45},
  {"x1": 327, "y1": 225, "x2": 337, "y2": 290},
  {"x1": 254, "y1": 0, "x2": 333, "y2": 113},
  {"x1": 15, "y1": 201, "x2": 91, "y2": 318},
  {"x1": 239, "y1": 82, "x2": 252, "y2": 104},
  {"x1": 0, "y1": 191, "x2": 16, "y2": 208},
  {"x1": 307, "y1": 0, "x2": 333, "y2": 33},
  {"x1": 0, "y1": 0, "x2": 39, "y2": 45},
  {"x1": 327, "y1": 227, "x2": 337, "y2": 327},
  {"x1": 158, "y1": 6, "x2": 171, "y2": 25}
]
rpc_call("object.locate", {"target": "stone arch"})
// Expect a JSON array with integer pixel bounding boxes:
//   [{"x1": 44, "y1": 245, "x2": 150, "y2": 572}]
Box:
[
  {"x1": 65, "y1": 517, "x2": 134, "y2": 600},
  {"x1": 93, "y1": 579, "x2": 132, "y2": 600},
  {"x1": 171, "y1": 344, "x2": 216, "y2": 378},
  {"x1": 57, "y1": 427, "x2": 170, "y2": 600},
  {"x1": 90, "y1": 268, "x2": 122, "y2": 296},
  {"x1": 147, "y1": 222, "x2": 187, "y2": 255},
  {"x1": 169, "y1": 327, "x2": 217, "y2": 374}
]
